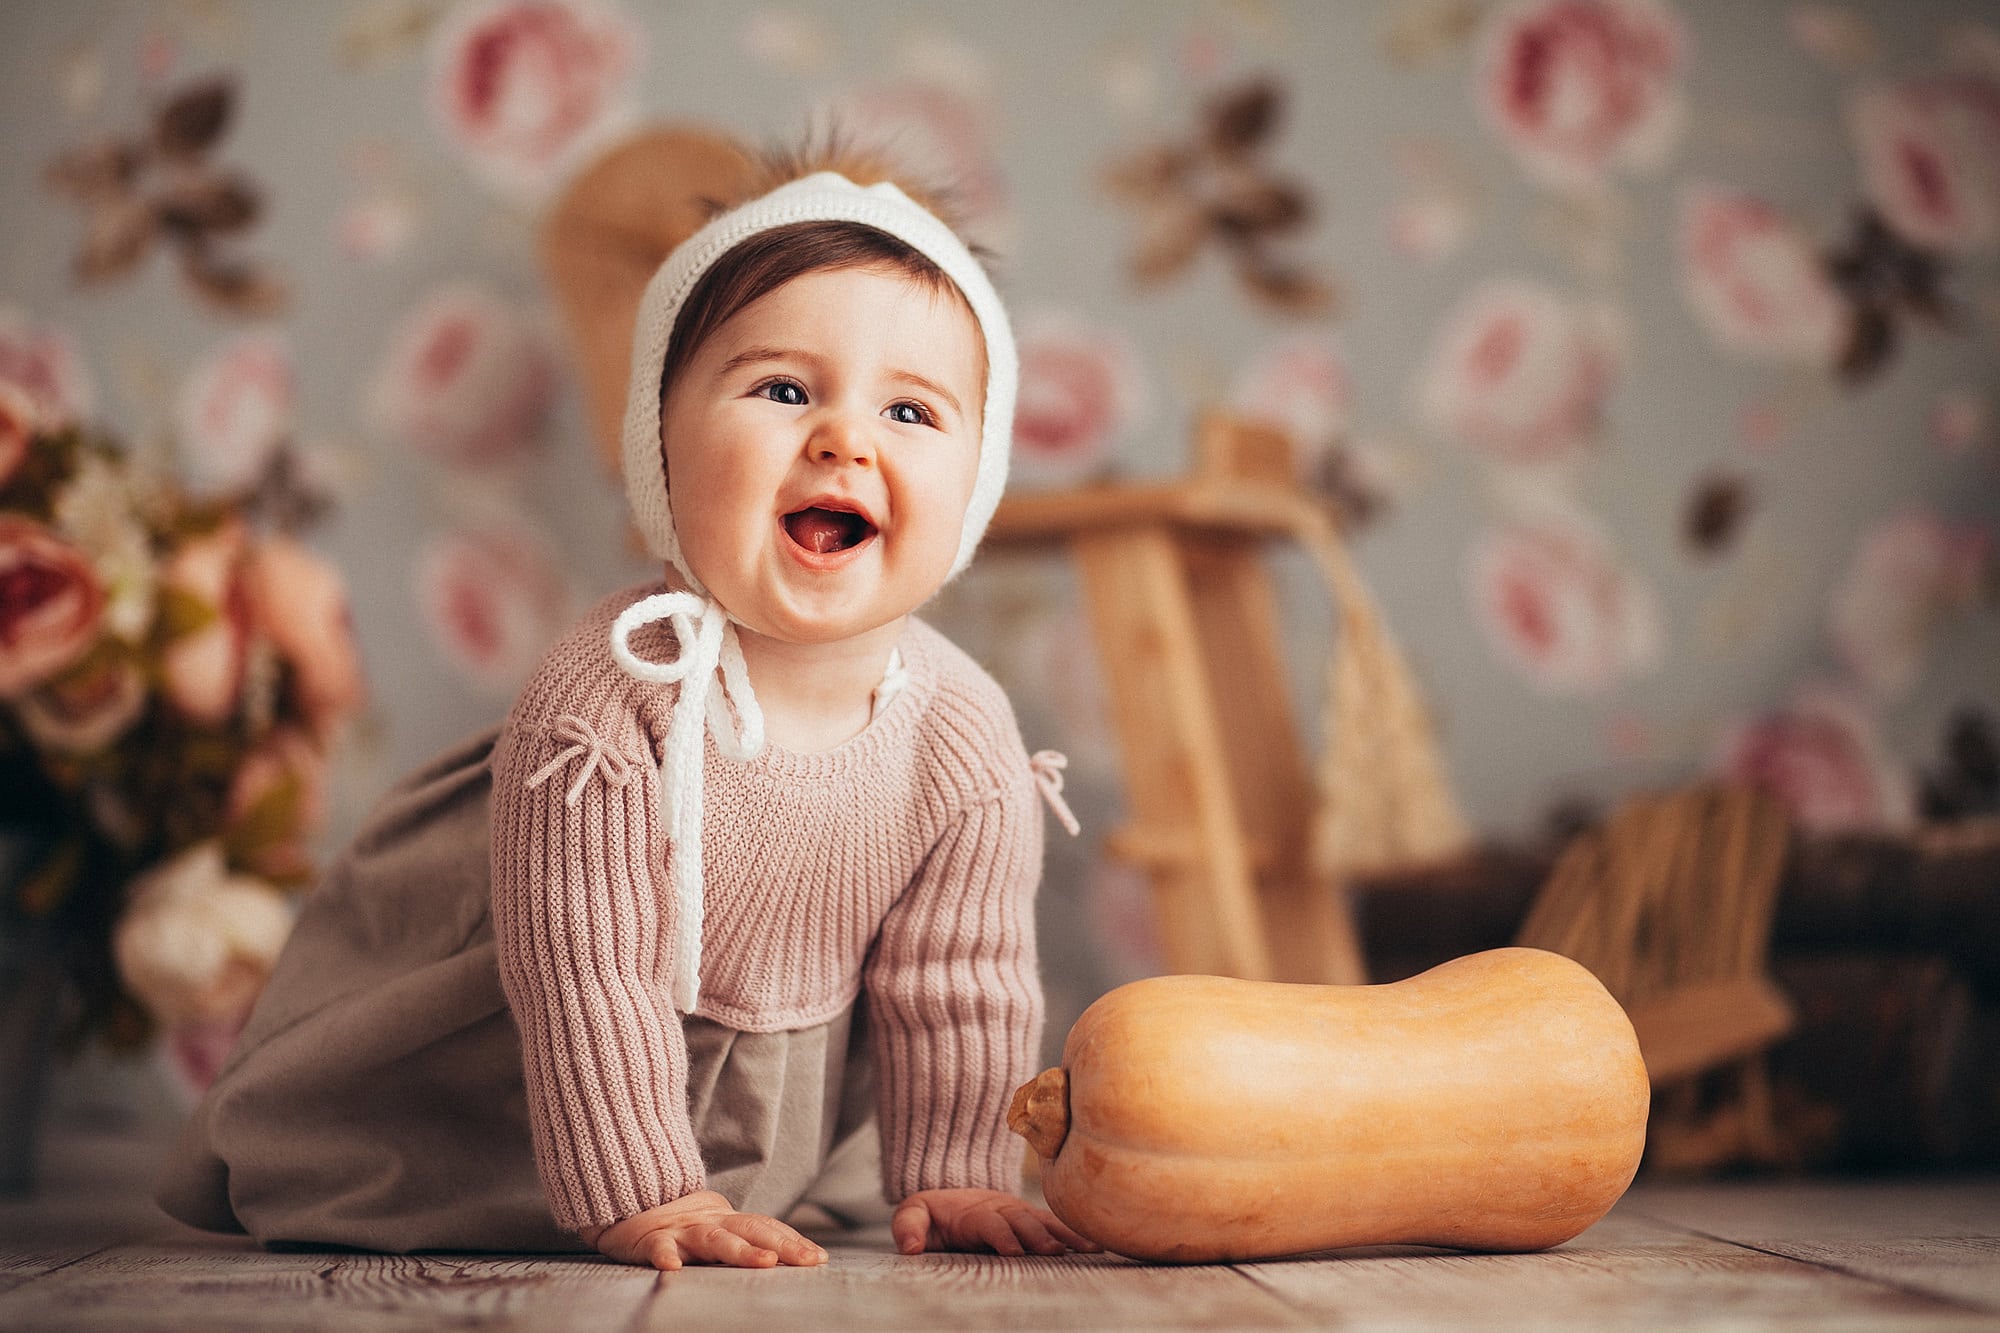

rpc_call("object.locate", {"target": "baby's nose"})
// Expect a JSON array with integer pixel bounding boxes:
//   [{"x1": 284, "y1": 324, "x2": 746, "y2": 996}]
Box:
[{"x1": 810, "y1": 414, "x2": 876, "y2": 468}]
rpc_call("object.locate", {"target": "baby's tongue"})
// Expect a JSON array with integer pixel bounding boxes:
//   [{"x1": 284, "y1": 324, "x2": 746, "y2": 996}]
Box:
[{"x1": 785, "y1": 507, "x2": 865, "y2": 554}]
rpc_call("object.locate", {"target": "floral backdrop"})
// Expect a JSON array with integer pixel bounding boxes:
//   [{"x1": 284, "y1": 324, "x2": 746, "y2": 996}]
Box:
[{"x1": 2, "y1": 0, "x2": 1997, "y2": 1080}]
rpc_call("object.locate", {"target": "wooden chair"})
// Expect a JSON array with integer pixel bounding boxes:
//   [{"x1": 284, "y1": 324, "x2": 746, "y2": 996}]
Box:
[
  {"x1": 1515, "y1": 782, "x2": 1799, "y2": 1169},
  {"x1": 985, "y1": 416, "x2": 1470, "y2": 985}
]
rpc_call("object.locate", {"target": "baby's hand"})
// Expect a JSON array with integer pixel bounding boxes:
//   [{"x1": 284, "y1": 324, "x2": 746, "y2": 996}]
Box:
[
  {"x1": 891, "y1": 1187, "x2": 1101, "y2": 1257},
  {"x1": 580, "y1": 1190, "x2": 828, "y2": 1271}
]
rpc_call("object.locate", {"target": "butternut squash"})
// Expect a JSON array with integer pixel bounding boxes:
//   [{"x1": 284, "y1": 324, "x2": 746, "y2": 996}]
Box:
[{"x1": 1008, "y1": 947, "x2": 1649, "y2": 1263}]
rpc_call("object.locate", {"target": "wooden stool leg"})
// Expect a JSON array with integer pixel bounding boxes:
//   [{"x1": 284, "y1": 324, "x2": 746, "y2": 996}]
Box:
[
  {"x1": 1071, "y1": 529, "x2": 1273, "y2": 980},
  {"x1": 1183, "y1": 539, "x2": 1365, "y2": 984}
]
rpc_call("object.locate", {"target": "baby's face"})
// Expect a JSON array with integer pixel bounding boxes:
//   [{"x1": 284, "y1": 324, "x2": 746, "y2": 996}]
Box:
[{"x1": 660, "y1": 263, "x2": 985, "y2": 645}]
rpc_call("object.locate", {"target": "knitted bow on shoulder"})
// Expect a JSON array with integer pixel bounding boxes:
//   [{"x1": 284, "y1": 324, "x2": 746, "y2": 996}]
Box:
[{"x1": 608, "y1": 590, "x2": 765, "y2": 1012}]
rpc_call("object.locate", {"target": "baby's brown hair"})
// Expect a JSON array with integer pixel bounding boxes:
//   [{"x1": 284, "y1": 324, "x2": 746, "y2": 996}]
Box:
[{"x1": 658, "y1": 136, "x2": 988, "y2": 404}]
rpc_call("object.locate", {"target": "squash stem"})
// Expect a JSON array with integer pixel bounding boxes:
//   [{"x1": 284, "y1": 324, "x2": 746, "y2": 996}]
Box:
[{"x1": 1006, "y1": 1067, "x2": 1070, "y2": 1159}]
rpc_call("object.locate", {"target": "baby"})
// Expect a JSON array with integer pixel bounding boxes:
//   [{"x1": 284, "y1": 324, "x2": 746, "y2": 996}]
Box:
[{"x1": 157, "y1": 150, "x2": 1091, "y2": 1268}]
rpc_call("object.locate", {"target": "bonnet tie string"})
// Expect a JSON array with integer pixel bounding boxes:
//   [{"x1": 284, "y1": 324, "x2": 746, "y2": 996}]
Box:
[
  {"x1": 608, "y1": 591, "x2": 765, "y2": 1012},
  {"x1": 1029, "y1": 750, "x2": 1082, "y2": 837}
]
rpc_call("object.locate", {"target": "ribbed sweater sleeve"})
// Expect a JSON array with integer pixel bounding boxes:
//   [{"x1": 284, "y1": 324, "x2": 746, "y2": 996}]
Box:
[
  {"x1": 864, "y1": 745, "x2": 1045, "y2": 1201},
  {"x1": 489, "y1": 703, "x2": 705, "y2": 1232}
]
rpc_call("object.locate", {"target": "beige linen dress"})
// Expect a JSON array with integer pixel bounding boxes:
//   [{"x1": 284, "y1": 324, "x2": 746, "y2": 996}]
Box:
[{"x1": 155, "y1": 728, "x2": 888, "y2": 1253}]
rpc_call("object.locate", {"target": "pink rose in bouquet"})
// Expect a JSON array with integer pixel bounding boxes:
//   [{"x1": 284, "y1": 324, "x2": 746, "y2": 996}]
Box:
[
  {"x1": 159, "y1": 519, "x2": 251, "y2": 726},
  {"x1": 0, "y1": 384, "x2": 37, "y2": 487},
  {"x1": 224, "y1": 725, "x2": 329, "y2": 885},
  {"x1": 15, "y1": 655, "x2": 146, "y2": 755},
  {"x1": 0, "y1": 515, "x2": 105, "y2": 697},
  {"x1": 245, "y1": 535, "x2": 367, "y2": 740},
  {"x1": 2, "y1": 345, "x2": 363, "y2": 1064}
]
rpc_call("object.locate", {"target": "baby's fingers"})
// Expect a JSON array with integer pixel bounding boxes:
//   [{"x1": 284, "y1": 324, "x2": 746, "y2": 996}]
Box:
[
  {"x1": 727, "y1": 1215, "x2": 827, "y2": 1267},
  {"x1": 997, "y1": 1205, "x2": 1068, "y2": 1256},
  {"x1": 590, "y1": 1222, "x2": 685, "y2": 1271},
  {"x1": 972, "y1": 1207, "x2": 1026, "y2": 1256},
  {"x1": 679, "y1": 1221, "x2": 781, "y2": 1268},
  {"x1": 892, "y1": 1198, "x2": 934, "y2": 1255},
  {"x1": 637, "y1": 1231, "x2": 685, "y2": 1272}
]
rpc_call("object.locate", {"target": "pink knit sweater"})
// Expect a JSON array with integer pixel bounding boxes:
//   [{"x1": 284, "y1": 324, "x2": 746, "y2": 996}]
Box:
[{"x1": 489, "y1": 586, "x2": 1046, "y2": 1232}]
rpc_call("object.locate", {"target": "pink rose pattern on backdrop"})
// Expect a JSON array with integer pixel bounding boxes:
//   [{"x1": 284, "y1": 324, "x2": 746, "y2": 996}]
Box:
[
  {"x1": 1229, "y1": 332, "x2": 1352, "y2": 477},
  {"x1": 1010, "y1": 317, "x2": 1145, "y2": 487},
  {"x1": 1474, "y1": 0, "x2": 1688, "y2": 189},
  {"x1": 1417, "y1": 280, "x2": 1620, "y2": 466},
  {"x1": 1716, "y1": 684, "x2": 1916, "y2": 834},
  {"x1": 1848, "y1": 70, "x2": 2000, "y2": 256},
  {"x1": 429, "y1": 0, "x2": 638, "y2": 196},
  {"x1": 368, "y1": 283, "x2": 557, "y2": 468},
  {"x1": 1467, "y1": 510, "x2": 1662, "y2": 693},
  {"x1": 0, "y1": 309, "x2": 93, "y2": 427},
  {"x1": 415, "y1": 525, "x2": 571, "y2": 695},
  {"x1": 1677, "y1": 184, "x2": 1848, "y2": 365},
  {"x1": 1829, "y1": 509, "x2": 1992, "y2": 696},
  {"x1": 0, "y1": 515, "x2": 106, "y2": 697},
  {"x1": 176, "y1": 331, "x2": 295, "y2": 495}
]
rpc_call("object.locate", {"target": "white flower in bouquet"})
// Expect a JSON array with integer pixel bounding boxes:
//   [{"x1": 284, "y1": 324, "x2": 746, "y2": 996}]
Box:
[
  {"x1": 111, "y1": 840, "x2": 294, "y2": 1027},
  {"x1": 52, "y1": 449, "x2": 157, "y2": 643}
]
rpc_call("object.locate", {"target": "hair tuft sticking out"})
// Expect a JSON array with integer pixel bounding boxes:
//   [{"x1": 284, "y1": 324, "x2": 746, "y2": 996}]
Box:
[{"x1": 699, "y1": 125, "x2": 977, "y2": 245}]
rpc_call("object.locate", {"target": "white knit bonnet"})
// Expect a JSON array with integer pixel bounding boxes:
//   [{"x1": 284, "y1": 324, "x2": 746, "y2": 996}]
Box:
[
  {"x1": 621, "y1": 170, "x2": 1016, "y2": 589},
  {"x1": 605, "y1": 171, "x2": 1017, "y2": 1012}
]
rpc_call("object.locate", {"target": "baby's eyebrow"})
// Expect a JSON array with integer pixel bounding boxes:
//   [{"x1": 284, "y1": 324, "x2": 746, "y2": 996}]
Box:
[
  {"x1": 888, "y1": 370, "x2": 963, "y2": 417},
  {"x1": 716, "y1": 344, "x2": 821, "y2": 376}
]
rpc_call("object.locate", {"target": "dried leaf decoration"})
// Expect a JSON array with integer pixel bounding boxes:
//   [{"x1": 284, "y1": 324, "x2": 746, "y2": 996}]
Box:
[
  {"x1": 1683, "y1": 472, "x2": 1752, "y2": 557},
  {"x1": 1104, "y1": 76, "x2": 1338, "y2": 317},
  {"x1": 44, "y1": 75, "x2": 286, "y2": 317},
  {"x1": 1826, "y1": 208, "x2": 1958, "y2": 386},
  {"x1": 155, "y1": 79, "x2": 234, "y2": 159},
  {"x1": 240, "y1": 442, "x2": 336, "y2": 536},
  {"x1": 1311, "y1": 446, "x2": 1389, "y2": 533}
]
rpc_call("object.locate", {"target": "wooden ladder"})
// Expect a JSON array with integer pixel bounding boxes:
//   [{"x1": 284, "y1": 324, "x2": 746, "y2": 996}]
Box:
[{"x1": 986, "y1": 416, "x2": 1366, "y2": 985}]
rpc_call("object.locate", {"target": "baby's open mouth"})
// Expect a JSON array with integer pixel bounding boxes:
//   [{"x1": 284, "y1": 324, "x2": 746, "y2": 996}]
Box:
[{"x1": 783, "y1": 505, "x2": 877, "y2": 555}]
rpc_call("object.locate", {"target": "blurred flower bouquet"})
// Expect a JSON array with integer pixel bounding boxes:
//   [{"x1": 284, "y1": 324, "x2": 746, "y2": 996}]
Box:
[{"x1": 0, "y1": 384, "x2": 362, "y2": 1089}]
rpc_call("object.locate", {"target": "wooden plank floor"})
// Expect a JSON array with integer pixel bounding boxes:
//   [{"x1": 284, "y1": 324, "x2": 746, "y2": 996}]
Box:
[{"x1": 2, "y1": 1126, "x2": 1996, "y2": 1330}]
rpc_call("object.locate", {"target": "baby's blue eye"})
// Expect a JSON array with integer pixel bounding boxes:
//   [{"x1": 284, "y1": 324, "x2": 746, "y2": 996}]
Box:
[
  {"x1": 886, "y1": 401, "x2": 932, "y2": 426},
  {"x1": 760, "y1": 380, "x2": 807, "y2": 406}
]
